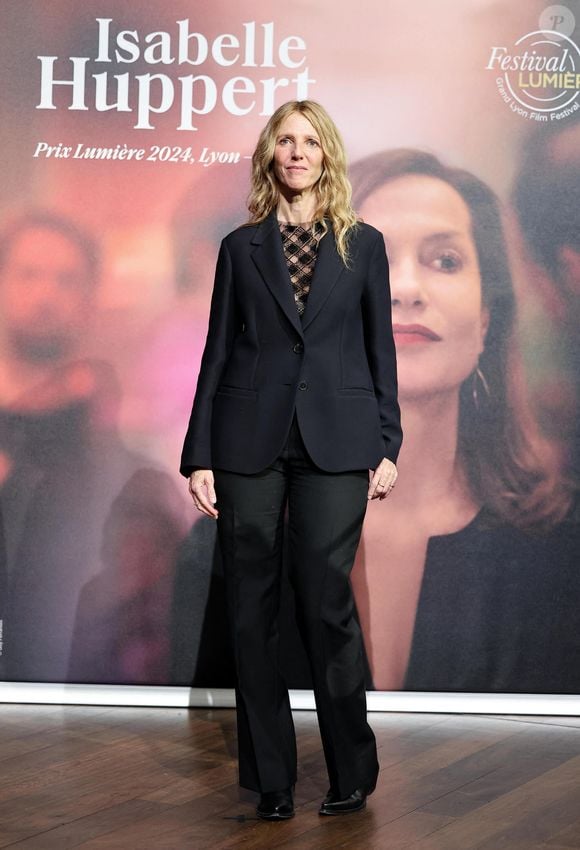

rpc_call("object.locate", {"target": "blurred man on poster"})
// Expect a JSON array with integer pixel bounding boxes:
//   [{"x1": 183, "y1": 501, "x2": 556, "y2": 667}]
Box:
[
  {"x1": 512, "y1": 116, "x2": 580, "y2": 487},
  {"x1": 0, "y1": 211, "x2": 186, "y2": 683}
]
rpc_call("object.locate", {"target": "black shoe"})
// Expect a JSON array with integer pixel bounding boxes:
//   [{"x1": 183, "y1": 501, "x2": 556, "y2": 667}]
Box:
[
  {"x1": 319, "y1": 787, "x2": 368, "y2": 816},
  {"x1": 257, "y1": 787, "x2": 295, "y2": 820}
]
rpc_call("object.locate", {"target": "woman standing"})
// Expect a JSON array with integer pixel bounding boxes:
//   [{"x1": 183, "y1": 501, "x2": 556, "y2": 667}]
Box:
[{"x1": 180, "y1": 101, "x2": 402, "y2": 819}]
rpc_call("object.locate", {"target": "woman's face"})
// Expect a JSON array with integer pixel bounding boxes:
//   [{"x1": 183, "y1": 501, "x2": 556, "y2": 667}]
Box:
[
  {"x1": 359, "y1": 175, "x2": 489, "y2": 400},
  {"x1": 272, "y1": 112, "x2": 324, "y2": 197}
]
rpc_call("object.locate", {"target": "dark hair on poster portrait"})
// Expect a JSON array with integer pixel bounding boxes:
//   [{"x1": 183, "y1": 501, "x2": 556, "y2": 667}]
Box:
[
  {"x1": 512, "y1": 109, "x2": 580, "y2": 290},
  {"x1": 349, "y1": 149, "x2": 580, "y2": 694},
  {"x1": 510, "y1": 112, "x2": 580, "y2": 488},
  {"x1": 351, "y1": 149, "x2": 572, "y2": 529}
]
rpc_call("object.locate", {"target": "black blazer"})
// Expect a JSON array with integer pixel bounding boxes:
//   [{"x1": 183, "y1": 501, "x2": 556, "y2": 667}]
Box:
[{"x1": 180, "y1": 212, "x2": 402, "y2": 476}]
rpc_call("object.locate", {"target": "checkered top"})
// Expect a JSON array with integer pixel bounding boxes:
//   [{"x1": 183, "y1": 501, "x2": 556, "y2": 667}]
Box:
[{"x1": 279, "y1": 221, "x2": 323, "y2": 319}]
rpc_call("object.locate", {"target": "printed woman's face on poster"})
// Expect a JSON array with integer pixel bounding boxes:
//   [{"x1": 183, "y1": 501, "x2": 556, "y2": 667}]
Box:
[{"x1": 359, "y1": 174, "x2": 489, "y2": 399}]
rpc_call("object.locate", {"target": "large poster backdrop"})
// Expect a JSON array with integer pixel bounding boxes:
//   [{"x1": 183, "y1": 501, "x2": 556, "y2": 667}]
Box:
[{"x1": 0, "y1": 1, "x2": 579, "y2": 694}]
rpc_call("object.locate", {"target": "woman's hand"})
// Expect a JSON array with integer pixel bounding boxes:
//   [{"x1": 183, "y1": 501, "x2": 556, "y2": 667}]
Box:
[
  {"x1": 368, "y1": 458, "x2": 398, "y2": 500},
  {"x1": 188, "y1": 469, "x2": 219, "y2": 518}
]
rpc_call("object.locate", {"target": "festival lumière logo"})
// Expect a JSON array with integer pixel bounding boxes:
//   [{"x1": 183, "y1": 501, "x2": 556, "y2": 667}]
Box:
[{"x1": 486, "y1": 5, "x2": 579, "y2": 122}]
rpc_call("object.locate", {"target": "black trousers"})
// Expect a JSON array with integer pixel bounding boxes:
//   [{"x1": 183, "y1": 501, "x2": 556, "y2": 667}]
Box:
[{"x1": 213, "y1": 410, "x2": 379, "y2": 797}]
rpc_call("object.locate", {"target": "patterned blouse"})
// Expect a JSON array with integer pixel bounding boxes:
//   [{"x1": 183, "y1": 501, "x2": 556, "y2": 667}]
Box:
[{"x1": 278, "y1": 221, "x2": 324, "y2": 320}]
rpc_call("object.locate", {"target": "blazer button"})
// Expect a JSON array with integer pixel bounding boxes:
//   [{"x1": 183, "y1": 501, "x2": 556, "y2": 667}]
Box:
[
  {"x1": 293, "y1": 342, "x2": 303, "y2": 353},
  {"x1": 298, "y1": 381, "x2": 308, "y2": 390}
]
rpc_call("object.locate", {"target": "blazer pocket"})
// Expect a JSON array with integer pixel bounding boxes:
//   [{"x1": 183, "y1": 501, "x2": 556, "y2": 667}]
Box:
[
  {"x1": 215, "y1": 384, "x2": 258, "y2": 399},
  {"x1": 337, "y1": 387, "x2": 375, "y2": 397}
]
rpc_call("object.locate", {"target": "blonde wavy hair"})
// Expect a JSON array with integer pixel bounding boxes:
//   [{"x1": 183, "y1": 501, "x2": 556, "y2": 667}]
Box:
[{"x1": 247, "y1": 100, "x2": 359, "y2": 265}]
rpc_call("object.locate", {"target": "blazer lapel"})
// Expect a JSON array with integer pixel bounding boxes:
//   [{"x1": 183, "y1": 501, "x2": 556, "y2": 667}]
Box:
[
  {"x1": 251, "y1": 212, "x2": 304, "y2": 339},
  {"x1": 301, "y1": 223, "x2": 344, "y2": 331},
  {"x1": 250, "y1": 213, "x2": 345, "y2": 336}
]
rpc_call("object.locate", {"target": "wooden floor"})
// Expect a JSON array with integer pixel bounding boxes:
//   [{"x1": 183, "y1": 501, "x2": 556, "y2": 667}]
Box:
[{"x1": 1, "y1": 707, "x2": 580, "y2": 849}]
